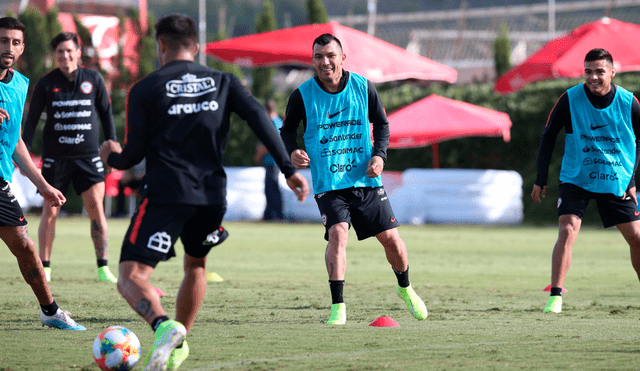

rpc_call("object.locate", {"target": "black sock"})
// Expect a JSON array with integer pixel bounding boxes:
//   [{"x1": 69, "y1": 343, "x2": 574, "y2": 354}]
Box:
[
  {"x1": 40, "y1": 300, "x2": 59, "y2": 316},
  {"x1": 151, "y1": 315, "x2": 170, "y2": 332},
  {"x1": 97, "y1": 259, "x2": 108, "y2": 268},
  {"x1": 329, "y1": 280, "x2": 344, "y2": 304},
  {"x1": 550, "y1": 287, "x2": 563, "y2": 296},
  {"x1": 42, "y1": 261, "x2": 50, "y2": 268},
  {"x1": 393, "y1": 266, "x2": 410, "y2": 288}
]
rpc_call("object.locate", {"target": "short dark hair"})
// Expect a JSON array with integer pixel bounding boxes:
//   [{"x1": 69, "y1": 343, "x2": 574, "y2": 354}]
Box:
[
  {"x1": 585, "y1": 48, "x2": 613, "y2": 65},
  {"x1": 50, "y1": 32, "x2": 80, "y2": 50},
  {"x1": 155, "y1": 14, "x2": 197, "y2": 49},
  {"x1": 312, "y1": 33, "x2": 343, "y2": 53},
  {"x1": 0, "y1": 17, "x2": 26, "y2": 34}
]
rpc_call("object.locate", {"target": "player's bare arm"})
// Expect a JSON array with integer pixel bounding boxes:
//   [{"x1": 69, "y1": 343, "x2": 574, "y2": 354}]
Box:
[
  {"x1": 0, "y1": 107, "x2": 9, "y2": 124},
  {"x1": 291, "y1": 149, "x2": 310, "y2": 169},
  {"x1": 531, "y1": 184, "x2": 546, "y2": 203},
  {"x1": 366, "y1": 155, "x2": 384, "y2": 178},
  {"x1": 99, "y1": 139, "x2": 122, "y2": 164},
  {"x1": 285, "y1": 172, "x2": 309, "y2": 203}
]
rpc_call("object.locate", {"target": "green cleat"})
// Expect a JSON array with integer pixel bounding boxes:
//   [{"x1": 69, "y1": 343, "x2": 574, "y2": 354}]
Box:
[
  {"x1": 396, "y1": 284, "x2": 428, "y2": 320},
  {"x1": 43, "y1": 267, "x2": 51, "y2": 282},
  {"x1": 98, "y1": 266, "x2": 117, "y2": 283},
  {"x1": 144, "y1": 320, "x2": 187, "y2": 371},
  {"x1": 142, "y1": 339, "x2": 189, "y2": 370},
  {"x1": 327, "y1": 303, "x2": 346, "y2": 325},
  {"x1": 543, "y1": 296, "x2": 562, "y2": 313}
]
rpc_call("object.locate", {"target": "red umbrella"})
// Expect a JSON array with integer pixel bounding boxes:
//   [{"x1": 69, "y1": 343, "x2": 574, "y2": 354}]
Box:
[
  {"x1": 205, "y1": 22, "x2": 457, "y2": 84},
  {"x1": 387, "y1": 94, "x2": 511, "y2": 149},
  {"x1": 495, "y1": 17, "x2": 640, "y2": 94}
]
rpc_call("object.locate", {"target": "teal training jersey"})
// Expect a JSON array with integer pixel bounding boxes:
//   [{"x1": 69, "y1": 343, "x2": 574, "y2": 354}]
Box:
[
  {"x1": 560, "y1": 84, "x2": 635, "y2": 196},
  {"x1": 0, "y1": 70, "x2": 28, "y2": 180},
  {"x1": 299, "y1": 73, "x2": 382, "y2": 194}
]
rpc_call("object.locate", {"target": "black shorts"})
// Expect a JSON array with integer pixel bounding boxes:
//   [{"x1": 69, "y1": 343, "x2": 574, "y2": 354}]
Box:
[
  {"x1": 557, "y1": 183, "x2": 640, "y2": 228},
  {"x1": 314, "y1": 186, "x2": 399, "y2": 241},
  {"x1": 41, "y1": 156, "x2": 105, "y2": 195},
  {"x1": 0, "y1": 178, "x2": 27, "y2": 227},
  {"x1": 120, "y1": 199, "x2": 226, "y2": 267}
]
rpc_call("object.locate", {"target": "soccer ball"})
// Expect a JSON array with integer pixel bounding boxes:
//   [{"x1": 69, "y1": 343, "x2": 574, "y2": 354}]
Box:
[{"x1": 93, "y1": 326, "x2": 141, "y2": 371}]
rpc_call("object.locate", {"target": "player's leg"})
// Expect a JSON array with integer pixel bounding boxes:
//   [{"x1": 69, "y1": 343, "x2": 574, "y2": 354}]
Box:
[
  {"x1": 617, "y1": 220, "x2": 640, "y2": 281},
  {"x1": 118, "y1": 261, "x2": 164, "y2": 324},
  {"x1": 0, "y1": 225, "x2": 85, "y2": 330},
  {"x1": 543, "y1": 213, "x2": 581, "y2": 313},
  {"x1": 123, "y1": 200, "x2": 190, "y2": 370},
  {"x1": 376, "y1": 228, "x2": 427, "y2": 320},
  {"x1": 82, "y1": 181, "x2": 116, "y2": 282},
  {"x1": 602, "y1": 192, "x2": 640, "y2": 283},
  {"x1": 315, "y1": 190, "x2": 351, "y2": 325},
  {"x1": 1, "y1": 225, "x2": 52, "y2": 305},
  {"x1": 177, "y1": 205, "x2": 225, "y2": 332},
  {"x1": 38, "y1": 157, "x2": 69, "y2": 281},
  {"x1": 38, "y1": 201, "x2": 60, "y2": 281},
  {"x1": 551, "y1": 214, "x2": 582, "y2": 288},
  {"x1": 76, "y1": 156, "x2": 116, "y2": 282},
  {"x1": 545, "y1": 184, "x2": 589, "y2": 313}
]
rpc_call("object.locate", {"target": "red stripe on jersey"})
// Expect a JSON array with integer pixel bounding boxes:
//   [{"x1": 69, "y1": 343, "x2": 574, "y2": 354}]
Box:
[
  {"x1": 545, "y1": 91, "x2": 567, "y2": 128},
  {"x1": 129, "y1": 198, "x2": 148, "y2": 245}
]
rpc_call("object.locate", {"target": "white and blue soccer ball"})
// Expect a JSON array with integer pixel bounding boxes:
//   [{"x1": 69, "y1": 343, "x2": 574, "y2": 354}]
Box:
[{"x1": 93, "y1": 326, "x2": 141, "y2": 371}]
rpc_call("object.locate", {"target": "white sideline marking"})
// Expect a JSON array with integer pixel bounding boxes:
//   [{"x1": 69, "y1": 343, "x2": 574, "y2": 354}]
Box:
[{"x1": 190, "y1": 337, "x2": 633, "y2": 370}]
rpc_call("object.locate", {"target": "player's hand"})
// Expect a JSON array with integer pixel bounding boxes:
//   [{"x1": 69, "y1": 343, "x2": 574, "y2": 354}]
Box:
[
  {"x1": 286, "y1": 172, "x2": 309, "y2": 203},
  {"x1": 100, "y1": 140, "x2": 122, "y2": 164},
  {"x1": 0, "y1": 107, "x2": 9, "y2": 125},
  {"x1": 531, "y1": 184, "x2": 546, "y2": 203},
  {"x1": 291, "y1": 149, "x2": 310, "y2": 169},
  {"x1": 625, "y1": 186, "x2": 638, "y2": 205},
  {"x1": 366, "y1": 156, "x2": 384, "y2": 178},
  {"x1": 40, "y1": 184, "x2": 66, "y2": 207}
]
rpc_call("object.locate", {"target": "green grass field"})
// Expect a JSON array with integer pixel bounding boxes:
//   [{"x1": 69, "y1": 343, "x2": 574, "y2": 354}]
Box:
[{"x1": 1, "y1": 216, "x2": 640, "y2": 370}]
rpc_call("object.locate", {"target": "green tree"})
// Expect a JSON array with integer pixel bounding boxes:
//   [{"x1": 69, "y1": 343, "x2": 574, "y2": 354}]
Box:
[
  {"x1": 17, "y1": 7, "x2": 48, "y2": 87},
  {"x1": 306, "y1": 0, "x2": 329, "y2": 24},
  {"x1": 45, "y1": 6, "x2": 62, "y2": 42},
  {"x1": 251, "y1": 0, "x2": 277, "y2": 101},
  {"x1": 137, "y1": 14, "x2": 157, "y2": 80},
  {"x1": 494, "y1": 22, "x2": 511, "y2": 78}
]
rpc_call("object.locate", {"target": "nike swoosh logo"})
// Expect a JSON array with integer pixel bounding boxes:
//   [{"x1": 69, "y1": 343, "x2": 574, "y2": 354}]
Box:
[
  {"x1": 590, "y1": 124, "x2": 608, "y2": 130},
  {"x1": 327, "y1": 107, "x2": 349, "y2": 119}
]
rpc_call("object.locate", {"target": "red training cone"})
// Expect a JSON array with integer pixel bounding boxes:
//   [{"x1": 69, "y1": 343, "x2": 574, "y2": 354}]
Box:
[
  {"x1": 154, "y1": 287, "x2": 167, "y2": 297},
  {"x1": 369, "y1": 316, "x2": 400, "y2": 327},
  {"x1": 542, "y1": 285, "x2": 567, "y2": 293}
]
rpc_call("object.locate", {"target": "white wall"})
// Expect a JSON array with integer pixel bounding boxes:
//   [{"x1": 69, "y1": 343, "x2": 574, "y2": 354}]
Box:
[{"x1": 226, "y1": 167, "x2": 523, "y2": 225}]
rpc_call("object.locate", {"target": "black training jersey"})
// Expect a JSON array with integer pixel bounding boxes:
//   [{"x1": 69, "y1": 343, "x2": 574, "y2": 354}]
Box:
[
  {"x1": 280, "y1": 70, "x2": 390, "y2": 161},
  {"x1": 22, "y1": 67, "x2": 116, "y2": 159},
  {"x1": 107, "y1": 60, "x2": 296, "y2": 206},
  {"x1": 535, "y1": 84, "x2": 640, "y2": 188}
]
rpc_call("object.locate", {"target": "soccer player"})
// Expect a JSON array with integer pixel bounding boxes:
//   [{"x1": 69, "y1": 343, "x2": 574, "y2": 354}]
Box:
[
  {"x1": 22, "y1": 32, "x2": 117, "y2": 283},
  {"x1": 0, "y1": 16, "x2": 84, "y2": 330},
  {"x1": 280, "y1": 33, "x2": 428, "y2": 325},
  {"x1": 532, "y1": 48, "x2": 640, "y2": 313},
  {"x1": 99, "y1": 14, "x2": 308, "y2": 370},
  {"x1": 254, "y1": 100, "x2": 284, "y2": 220}
]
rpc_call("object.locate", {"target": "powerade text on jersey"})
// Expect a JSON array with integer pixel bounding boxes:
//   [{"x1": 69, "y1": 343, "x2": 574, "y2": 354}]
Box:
[
  {"x1": 0, "y1": 70, "x2": 28, "y2": 180},
  {"x1": 560, "y1": 84, "x2": 635, "y2": 196},
  {"x1": 299, "y1": 73, "x2": 381, "y2": 194},
  {"x1": 22, "y1": 68, "x2": 116, "y2": 159}
]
